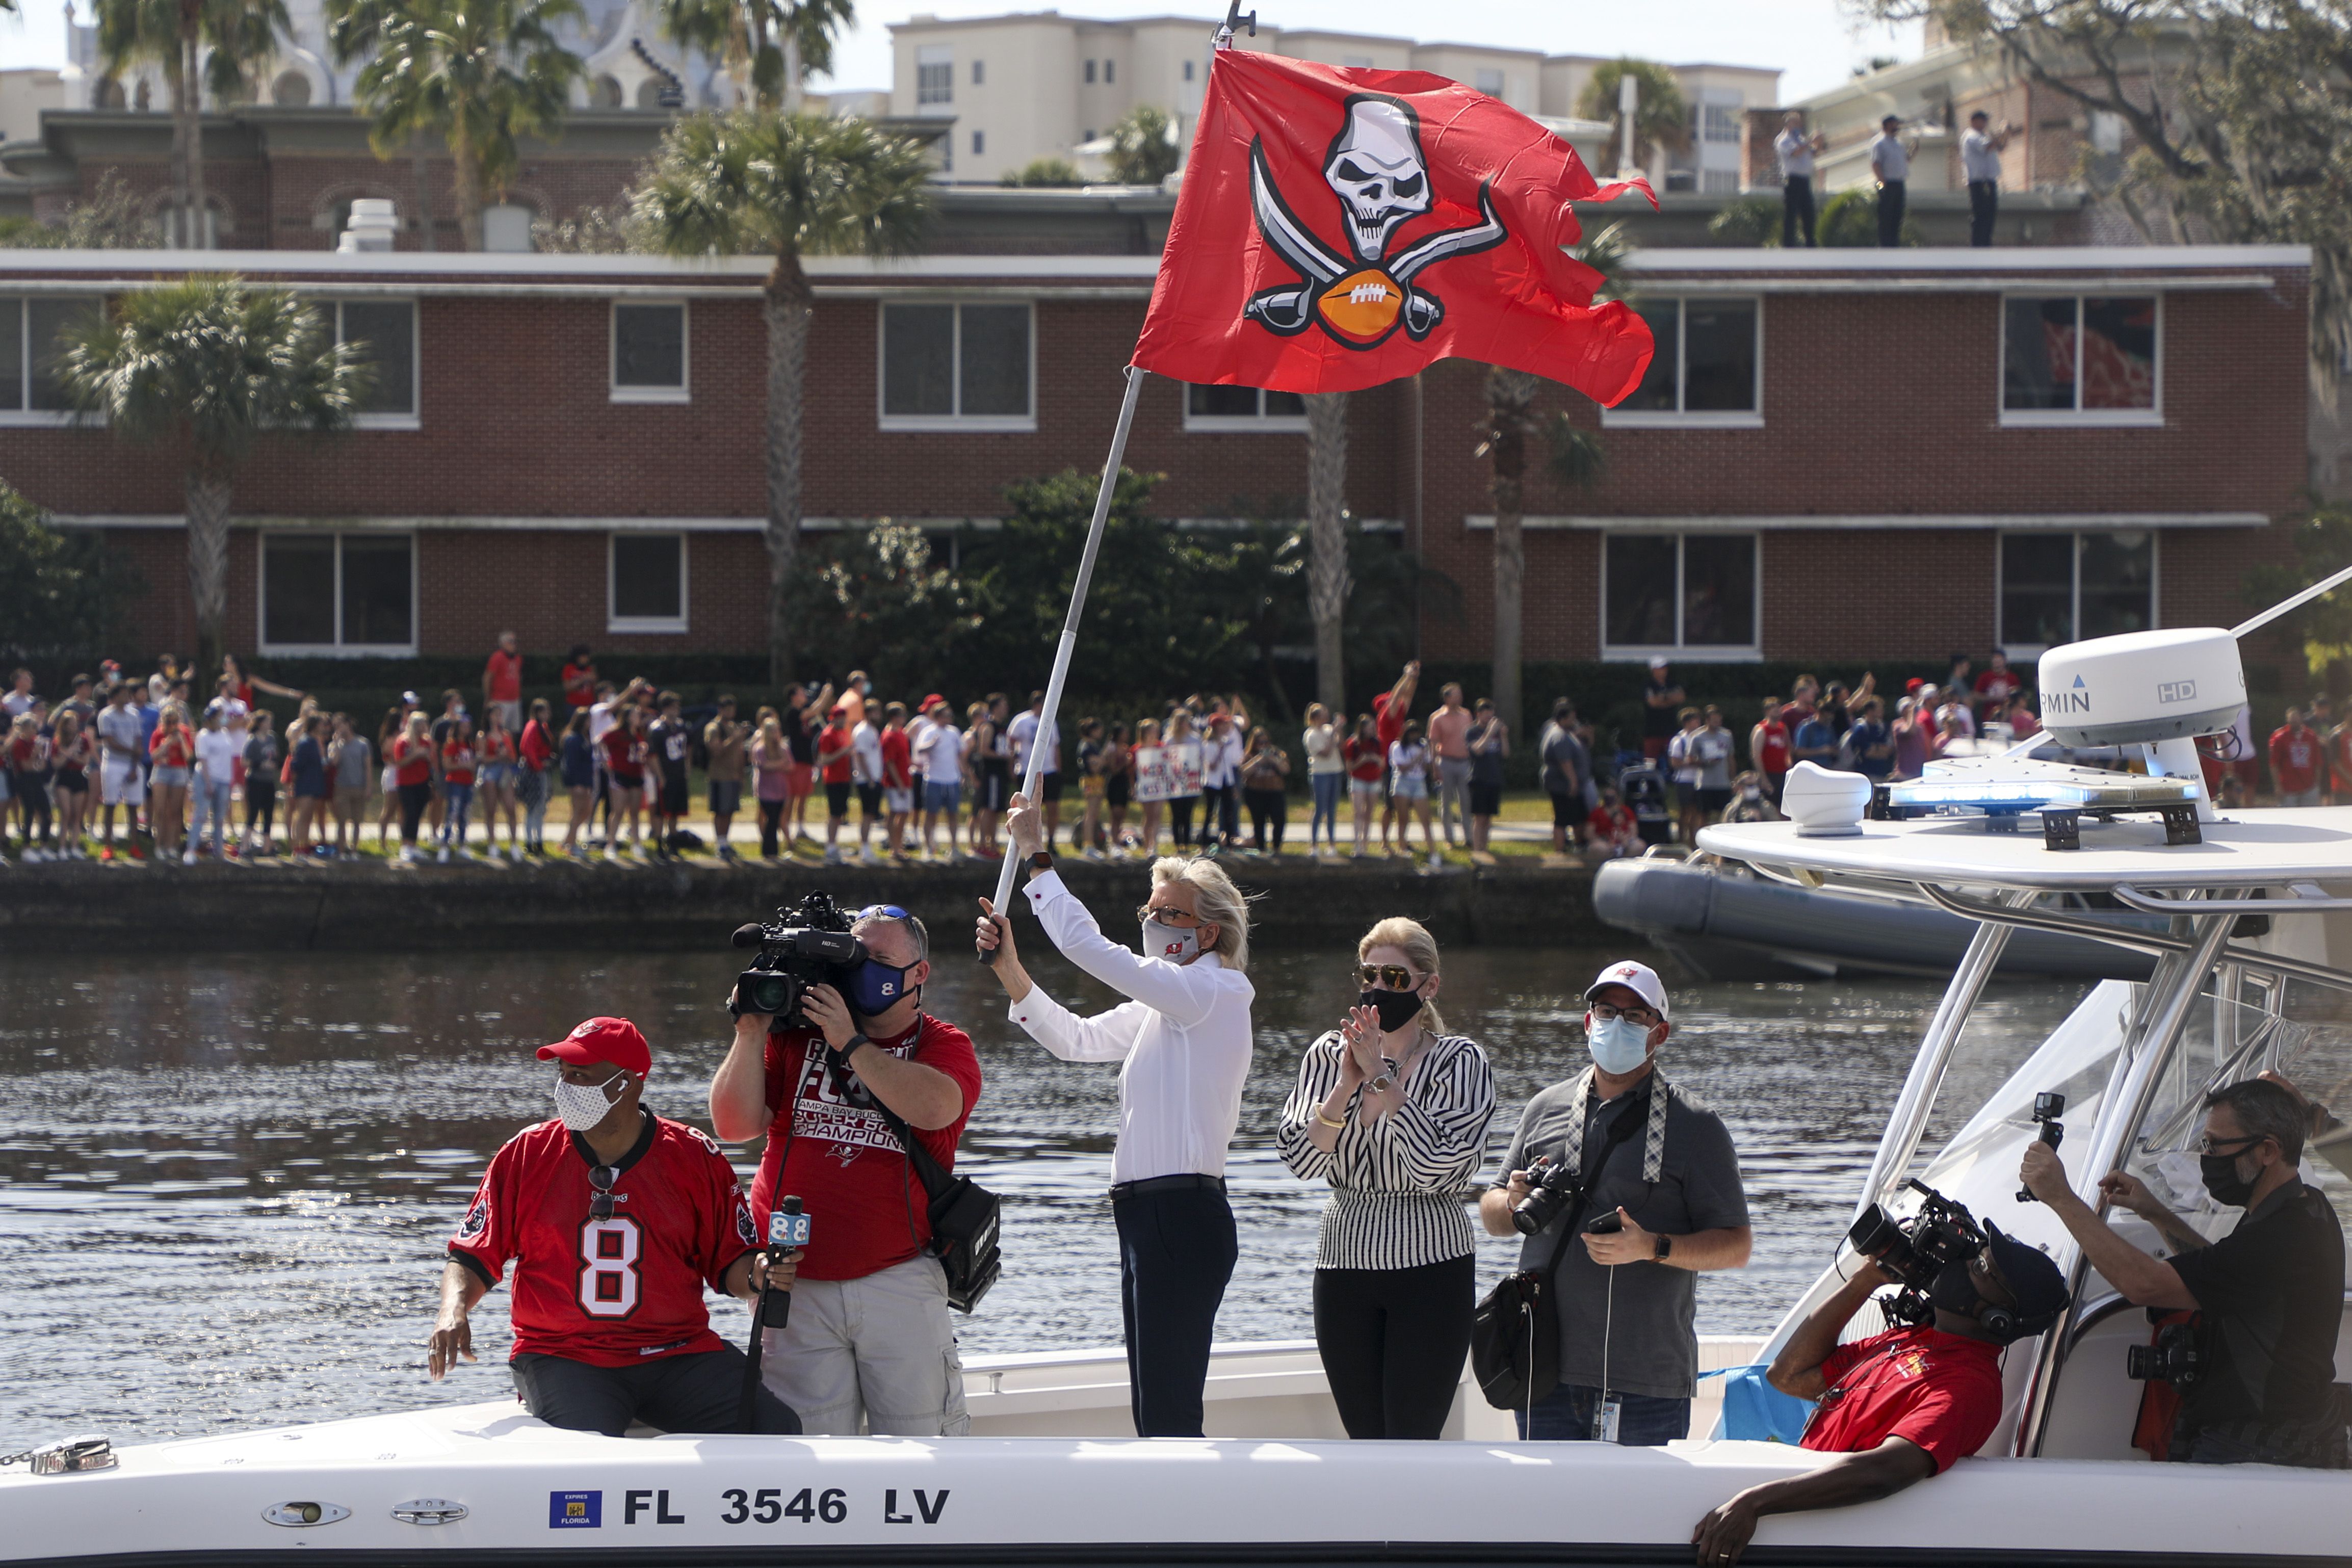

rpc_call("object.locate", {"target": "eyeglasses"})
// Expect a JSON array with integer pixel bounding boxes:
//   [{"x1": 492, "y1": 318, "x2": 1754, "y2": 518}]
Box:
[
  {"x1": 1588, "y1": 1002, "x2": 1662, "y2": 1028},
  {"x1": 588, "y1": 1164, "x2": 618, "y2": 1222},
  {"x1": 1356, "y1": 963, "x2": 1418, "y2": 990},
  {"x1": 857, "y1": 904, "x2": 911, "y2": 922},
  {"x1": 1137, "y1": 904, "x2": 1206, "y2": 926},
  {"x1": 2196, "y1": 1132, "x2": 2266, "y2": 1156}
]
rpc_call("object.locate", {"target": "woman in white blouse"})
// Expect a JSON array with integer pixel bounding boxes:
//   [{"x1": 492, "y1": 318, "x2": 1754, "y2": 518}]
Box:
[
  {"x1": 1277, "y1": 916, "x2": 1496, "y2": 1439},
  {"x1": 975, "y1": 792, "x2": 1255, "y2": 1438}
]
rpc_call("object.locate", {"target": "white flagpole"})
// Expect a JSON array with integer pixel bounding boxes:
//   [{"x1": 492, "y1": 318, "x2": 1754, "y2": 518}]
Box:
[{"x1": 983, "y1": 364, "x2": 1149, "y2": 947}]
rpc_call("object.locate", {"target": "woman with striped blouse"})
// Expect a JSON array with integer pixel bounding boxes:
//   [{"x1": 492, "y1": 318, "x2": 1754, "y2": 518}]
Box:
[{"x1": 1277, "y1": 917, "x2": 1497, "y2": 1439}]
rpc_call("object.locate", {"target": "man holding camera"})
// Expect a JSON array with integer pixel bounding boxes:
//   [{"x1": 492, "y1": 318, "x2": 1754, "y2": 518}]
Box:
[
  {"x1": 2020, "y1": 1077, "x2": 2348, "y2": 1468},
  {"x1": 1480, "y1": 960, "x2": 1752, "y2": 1443},
  {"x1": 1691, "y1": 1217, "x2": 2070, "y2": 1565},
  {"x1": 710, "y1": 906, "x2": 983, "y2": 1436},
  {"x1": 430, "y1": 1016, "x2": 802, "y2": 1436}
]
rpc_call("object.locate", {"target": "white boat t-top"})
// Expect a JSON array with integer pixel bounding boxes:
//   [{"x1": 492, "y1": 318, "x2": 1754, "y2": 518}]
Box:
[{"x1": 8, "y1": 619, "x2": 2351, "y2": 1566}]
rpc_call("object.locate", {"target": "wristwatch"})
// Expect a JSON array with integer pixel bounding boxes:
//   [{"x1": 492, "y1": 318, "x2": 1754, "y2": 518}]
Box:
[
  {"x1": 1654, "y1": 1233, "x2": 1674, "y2": 1261},
  {"x1": 1368, "y1": 1057, "x2": 1398, "y2": 1094},
  {"x1": 1030, "y1": 850, "x2": 1054, "y2": 873}
]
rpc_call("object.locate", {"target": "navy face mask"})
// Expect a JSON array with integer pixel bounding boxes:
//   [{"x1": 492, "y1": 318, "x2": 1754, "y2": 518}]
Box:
[{"x1": 846, "y1": 958, "x2": 915, "y2": 1017}]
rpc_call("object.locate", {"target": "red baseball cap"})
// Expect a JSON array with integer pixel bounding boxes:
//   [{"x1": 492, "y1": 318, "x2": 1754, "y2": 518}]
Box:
[
  {"x1": 921, "y1": 693, "x2": 947, "y2": 711},
  {"x1": 538, "y1": 1016, "x2": 651, "y2": 1077}
]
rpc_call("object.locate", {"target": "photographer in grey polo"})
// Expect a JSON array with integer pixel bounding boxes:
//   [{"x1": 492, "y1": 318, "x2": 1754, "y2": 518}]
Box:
[{"x1": 1480, "y1": 960, "x2": 1752, "y2": 1443}]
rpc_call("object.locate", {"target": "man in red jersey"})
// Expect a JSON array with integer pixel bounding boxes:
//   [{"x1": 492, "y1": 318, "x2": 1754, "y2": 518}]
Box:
[
  {"x1": 430, "y1": 1016, "x2": 801, "y2": 1436},
  {"x1": 710, "y1": 906, "x2": 982, "y2": 1435},
  {"x1": 1691, "y1": 1222, "x2": 2068, "y2": 1565}
]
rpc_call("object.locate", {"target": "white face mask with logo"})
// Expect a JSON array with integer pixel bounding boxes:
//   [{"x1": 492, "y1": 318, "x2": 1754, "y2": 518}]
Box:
[
  {"x1": 1142, "y1": 919, "x2": 1201, "y2": 964},
  {"x1": 554, "y1": 1070, "x2": 626, "y2": 1132}
]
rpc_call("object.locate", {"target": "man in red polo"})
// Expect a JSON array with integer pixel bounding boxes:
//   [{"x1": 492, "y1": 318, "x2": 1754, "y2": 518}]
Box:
[{"x1": 430, "y1": 1016, "x2": 801, "y2": 1436}]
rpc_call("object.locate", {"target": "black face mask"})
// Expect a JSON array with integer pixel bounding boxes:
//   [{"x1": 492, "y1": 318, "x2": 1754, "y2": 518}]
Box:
[
  {"x1": 1928, "y1": 1258, "x2": 1982, "y2": 1319},
  {"x1": 2200, "y1": 1152, "x2": 2258, "y2": 1208},
  {"x1": 1359, "y1": 988, "x2": 1424, "y2": 1033}
]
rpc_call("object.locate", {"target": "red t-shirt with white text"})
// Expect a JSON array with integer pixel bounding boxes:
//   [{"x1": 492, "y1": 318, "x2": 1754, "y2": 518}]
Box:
[
  {"x1": 2271, "y1": 726, "x2": 2321, "y2": 793},
  {"x1": 750, "y1": 1016, "x2": 983, "y2": 1283},
  {"x1": 448, "y1": 1112, "x2": 758, "y2": 1367},
  {"x1": 1801, "y1": 1326, "x2": 2004, "y2": 1474}
]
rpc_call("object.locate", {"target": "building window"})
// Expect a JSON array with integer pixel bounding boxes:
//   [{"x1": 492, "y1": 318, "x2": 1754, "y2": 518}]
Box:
[
  {"x1": 611, "y1": 301, "x2": 687, "y2": 402},
  {"x1": 879, "y1": 301, "x2": 1034, "y2": 429},
  {"x1": 972, "y1": 59, "x2": 984, "y2": 85},
  {"x1": 329, "y1": 299, "x2": 417, "y2": 425},
  {"x1": 1703, "y1": 102, "x2": 1742, "y2": 143},
  {"x1": 972, "y1": 129, "x2": 984, "y2": 156},
  {"x1": 1602, "y1": 532, "x2": 1759, "y2": 657},
  {"x1": 259, "y1": 532, "x2": 416, "y2": 654},
  {"x1": 1183, "y1": 59, "x2": 1194, "y2": 81},
  {"x1": 2001, "y1": 294, "x2": 2160, "y2": 425},
  {"x1": 1184, "y1": 382, "x2": 1307, "y2": 430},
  {"x1": 0, "y1": 295, "x2": 102, "y2": 421},
  {"x1": 1605, "y1": 297, "x2": 1761, "y2": 427},
  {"x1": 609, "y1": 532, "x2": 687, "y2": 632},
  {"x1": 1343, "y1": 54, "x2": 1374, "y2": 68},
  {"x1": 1701, "y1": 169, "x2": 1740, "y2": 194},
  {"x1": 916, "y1": 45, "x2": 952, "y2": 106},
  {"x1": 1105, "y1": 59, "x2": 1114, "y2": 84},
  {"x1": 1475, "y1": 68, "x2": 1504, "y2": 96},
  {"x1": 1085, "y1": 59, "x2": 1097, "y2": 84},
  {"x1": 1999, "y1": 531, "x2": 2155, "y2": 651}
]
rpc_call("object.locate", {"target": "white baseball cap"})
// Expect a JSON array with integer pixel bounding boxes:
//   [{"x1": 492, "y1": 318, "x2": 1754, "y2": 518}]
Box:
[{"x1": 1584, "y1": 959, "x2": 1669, "y2": 1021}]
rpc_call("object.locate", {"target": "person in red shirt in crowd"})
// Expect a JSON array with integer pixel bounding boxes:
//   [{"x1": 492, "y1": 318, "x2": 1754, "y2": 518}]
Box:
[
  {"x1": 1342, "y1": 712, "x2": 1386, "y2": 856},
  {"x1": 709, "y1": 906, "x2": 982, "y2": 1436},
  {"x1": 600, "y1": 704, "x2": 649, "y2": 859},
  {"x1": 1970, "y1": 648, "x2": 2021, "y2": 726},
  {"x1": 1369, "y1": 660, "x2": 1419, "y2": 855},
  {"x1": 1584, "y1": 782, "x2": 1639, "y2": 863},
  {"x1": 1691, "y1": 1220, "x2": 2070, "y2": 1565},
  {"x1": 389, "y1": 711, "x2": 436, "y2": 864},
  {"x1": 2271, "y1": 707, "x2": 2324, "y2": 806},
  {"x1": 880, "y1": 702, "x2": 916, "y2": 864},
  {"x1": 1779, "y1": 675, "x2": 1820, "y2": 731},
  {"x1": 560, "y1": 645, "x2": 596, "y2": 714},
  {"x1": 437, "y1": 721, "x2": 478, "y2": 865},
  {"x1": 516, "y1": 697, "x2": 557, "y2": 856},
  {"x1": 482, "y1": 630, "x2": 525, "y2": 737},
  {"x1": 429, "y1": 1016, "x2": 799, "y2": 1436},
  {"x1": 1748, "y1": 696, "x2": 1791, "y2": 802},
  {"x1": 817, "y1": 704, "x2": 856, "y2": 866}
]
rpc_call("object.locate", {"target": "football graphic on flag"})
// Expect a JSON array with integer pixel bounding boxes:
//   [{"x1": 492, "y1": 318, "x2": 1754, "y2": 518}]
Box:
[{"x1": 1319, "y1": 270, "x2": 1407, "y2": 344}]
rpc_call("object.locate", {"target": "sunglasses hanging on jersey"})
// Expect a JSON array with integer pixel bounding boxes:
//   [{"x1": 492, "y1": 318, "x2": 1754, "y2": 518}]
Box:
[{"x1": 588, "y1": 1164, "x2": 618, "y2": 1221}]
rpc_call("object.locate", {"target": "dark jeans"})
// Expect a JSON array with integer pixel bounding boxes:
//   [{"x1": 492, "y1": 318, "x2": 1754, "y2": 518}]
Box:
[
  {"x1": 1782, "y1": 174, "x2": 1816, "y2": 247},
  {"x1": 1169, "y1": 796, "x2": 1197, "y2": 847},
  {"x1": 757, "y1": 798, "x2": 783, "y2": 856},
  {"x1": 1112, "y1": 1183, "x2": 1237, "y2": 1436},
  {"x1": 1517, "y1": 1381, "x2": 1691, "y2": 1446},
  {"x1": 1313, "y1": 1255, "x2": 1473, "y2": 1440},
  {"x1": 511, "y1": 1346, "x2": 801, "y2": 1438},
  {"x1": 1877, "y1": 178, "x2": 1906, "y2": 247},
  {"x1": 1244, "y1": 787, "x2": 1287, "y2": 851},
  {"x1": 1218, "y1": 782, "x2": 1241, "y2": 844},
  {"x1": 1969, "y1": 179, "x2": 1998, "y2": 246},
  {"x1": 397, "y1": 780, "x2": 432, "y2": 843}
]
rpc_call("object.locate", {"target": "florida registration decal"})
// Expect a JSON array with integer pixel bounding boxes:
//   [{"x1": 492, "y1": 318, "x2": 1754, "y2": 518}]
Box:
[{"x1": 550, "y1": 1491, "x2": 602, "y2": 1528}]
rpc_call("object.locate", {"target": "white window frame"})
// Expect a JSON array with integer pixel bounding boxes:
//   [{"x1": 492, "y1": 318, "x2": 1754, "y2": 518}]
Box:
[
  {"x1": 1601, "y1": 296, "x2": 1765, "y2": 430},
  {"x1": 875, "y1": 299, "x2": 1037, "y2": 432},
  {"x1": 1996, "y1": 530, "x2": 2161, "y2": 658},
  {"x1": 1598, "y1": 530, "x2": 1762, "y2": 662},
  {"x1": 608, "y1": 531, "x2": 689, "y2": 634},
  {"x1": 330, "y1": 298, "x2": 421, "y2": 430},
  {"x1": 610, "y1": 299, "x2": 690, "y2": 404},
  {"x1": 1998, "y1": 292, "x2": 2164, "y2": 429},
  {"x1": 256, "y1": 529, "x2": 419, "y2": 656},
  {"x1": 1182, "y1": 383, "x2": 1307, "y2": 433},
  {"x1": 0, "y1": 294, "x2": 104, "y2": 427}
]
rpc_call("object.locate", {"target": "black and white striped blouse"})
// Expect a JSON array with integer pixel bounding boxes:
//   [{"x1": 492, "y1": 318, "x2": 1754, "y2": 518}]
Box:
[{"x1": 1275, "y1": 1030, "x2": 1498, "y2": 1271}]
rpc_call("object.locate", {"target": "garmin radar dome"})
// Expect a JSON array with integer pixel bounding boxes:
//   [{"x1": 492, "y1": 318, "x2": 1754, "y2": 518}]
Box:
[{"x1": 2036, "y1": 628, "x2": 2246, "y2": 749}]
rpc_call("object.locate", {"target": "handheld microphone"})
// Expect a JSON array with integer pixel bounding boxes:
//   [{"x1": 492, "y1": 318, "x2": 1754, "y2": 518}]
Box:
[{"x1": 760, "y1": 1196, "x2": 809, "y2": 1328}]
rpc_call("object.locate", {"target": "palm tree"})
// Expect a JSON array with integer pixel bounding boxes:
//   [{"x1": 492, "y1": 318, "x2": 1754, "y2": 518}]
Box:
[
  {"x1": 339, "y1": 0, "x2": 585, "y2": 252},
  {"x1": 1576, "y1": 58, "x2": 1688, "y2": 175},
  {"x1": 635, "y1": 111, "x2": 931, "y2": 685},
  {"x1": 656, "y1": 0, "x2": 854, "y2": 111},
  {"x1": 95, "y1": 0, "x2": 289, "y2": 246},
  {"x1": 1106, "y1": 104, "x2": 1181, "y2": 186},
  {"x1": 55, "y1": 276, "x2": 371, "y2": 678},
  {"x1": 1304, "y1": 390, "x2": 1350, "y2": 716}
]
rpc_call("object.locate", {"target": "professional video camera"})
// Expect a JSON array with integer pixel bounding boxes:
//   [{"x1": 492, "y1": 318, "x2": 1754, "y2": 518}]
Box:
[
  {"x1": 1847, "y1": 1178, "x2": 1988, "y2": 1328},
  {"x1": 730, "y1": 892, "x2": 866, "y2": 1028},
  {"x1": 2127, "y1": 1321, "x2": 2200, "y2": 1388}
]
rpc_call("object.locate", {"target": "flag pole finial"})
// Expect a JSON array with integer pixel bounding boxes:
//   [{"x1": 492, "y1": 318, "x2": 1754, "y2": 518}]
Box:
[{"x1": 1215, "y1": 0, "x2": 1256, "y2": 50}]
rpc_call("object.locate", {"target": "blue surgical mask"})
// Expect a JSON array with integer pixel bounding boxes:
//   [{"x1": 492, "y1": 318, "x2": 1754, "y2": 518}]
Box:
[
  {"x1": 845, "y1": 958, "x2": 914, "y2": 1017},
  {"x1": 1143, "y1": 919, "x2": 1200, "y2": 964},
  {"x1": 1587, "y1": 1015, "x2": 1654, "y2": 1076}
]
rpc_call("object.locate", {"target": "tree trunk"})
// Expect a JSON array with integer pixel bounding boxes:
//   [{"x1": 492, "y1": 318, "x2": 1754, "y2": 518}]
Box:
[
  {"x1": 1304, "y1": 389, "x2": 1351, "y2": 718},
  {"x1": 1486, "y1": 369, "x2": 1538, "y2": 741},
  {"x1": 175, "y1": 16, "x2": 203, "y2": 245},
  {"x1": 452, "y1": 131, "x2": 484, "y2": 252},
  {"x1": 185, "y1": 463, "x2": 233, "y2": 681},
  {"x1": 763, "y1": 247, "x2": 813, "y2": 688}
]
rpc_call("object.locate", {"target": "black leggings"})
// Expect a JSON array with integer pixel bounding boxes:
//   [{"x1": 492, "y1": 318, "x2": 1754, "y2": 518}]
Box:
[
  {"x1": 1244, "y1": 787, "x2": 1287, "y2": 851},
  {"x1": 246, "y1": 780, "x2": 277, "y2": 839},
  {"x1": 398, "y1": 781, "x2": 431, "y2": 844},
  {"x1": 1312, "y1": 1254, "x2": 1475, "y2": 1440},
  {"x1": 1169, "y1": 796, "x2": 1197, "y2": 847},
  {"x1": 758, "y1": 799, "x2": 784, "y2": 857}
]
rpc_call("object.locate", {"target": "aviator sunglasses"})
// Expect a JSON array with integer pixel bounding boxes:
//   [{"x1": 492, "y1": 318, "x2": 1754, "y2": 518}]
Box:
[{"x1": 1355, "y1": 963, "x2": 1418, "y2": 990}]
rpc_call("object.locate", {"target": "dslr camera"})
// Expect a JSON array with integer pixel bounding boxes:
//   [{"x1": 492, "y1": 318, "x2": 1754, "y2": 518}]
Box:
[
  {"x1": 2126, "y1": 1320, "x2": 2200, "y2": 1388},
  {"x1": 1511, "y1": 1155, "x2": 1582, "y2": 1236},
  {"x1": 1847, "y1": 1178, "x2": 1988, "y2": 1327},
  {"x1": 731, "y1": 892, "x2": 866, "y2": 1028}
]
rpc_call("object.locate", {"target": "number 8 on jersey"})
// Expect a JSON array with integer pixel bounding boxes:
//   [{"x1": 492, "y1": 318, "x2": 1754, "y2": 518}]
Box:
[{"x1": 578, "y1": 1217, "x2": 642, "y2": 1316}]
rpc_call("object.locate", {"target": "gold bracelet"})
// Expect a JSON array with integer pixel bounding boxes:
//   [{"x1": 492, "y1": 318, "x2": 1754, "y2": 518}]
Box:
[{"x1": 1314, "y1": 1109, "x2": 1346, "y2": 1131}]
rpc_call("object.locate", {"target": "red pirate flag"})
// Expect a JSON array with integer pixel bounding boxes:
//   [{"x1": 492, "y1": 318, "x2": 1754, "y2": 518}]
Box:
[{"x1": 1132, "y1": 49, "x2": 1657, "y2": 401}]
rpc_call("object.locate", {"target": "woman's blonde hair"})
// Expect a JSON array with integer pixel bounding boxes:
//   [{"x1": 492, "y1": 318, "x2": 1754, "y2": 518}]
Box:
[
  {"x1": 1152, "y1": 855, "x2": 1252, "y2": 973},
  {"x1": 1358, "y1": 915, "x2": 1446, "y2": 1035}
]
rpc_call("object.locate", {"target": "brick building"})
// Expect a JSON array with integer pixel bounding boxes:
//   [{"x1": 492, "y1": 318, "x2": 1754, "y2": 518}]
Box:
[{"x1": 0, "y1": 243, "x2": 2310, "y2": 670}]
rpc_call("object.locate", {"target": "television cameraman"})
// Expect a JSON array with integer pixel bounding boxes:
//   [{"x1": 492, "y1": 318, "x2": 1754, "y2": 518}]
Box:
[
  {"x1": 709, "y1": 904, "x2": 983, "y2": 1436},
  {"x1": 1690, "y1": 1217, "x2": 2071, "y2": 1566},
  {"x1": 2020, "y1": 1077, "x2": 2348, "y2": 1468}
]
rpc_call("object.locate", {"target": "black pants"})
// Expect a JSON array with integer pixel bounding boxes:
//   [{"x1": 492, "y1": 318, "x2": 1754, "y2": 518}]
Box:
[
  {"x1": 758, "y1": 799, "x2": 783, "y2": 857},
  {"x1": 1969, "y1": 179, "x2": 1998, "y2": 246},
  {"x1": 1112, "y1": 1183, "x2": 1237, "y2": 1437},
  {"x1": 1244, "y1": 787, "x2": 1287, "y2": 851},
  {"x1": 1877, "y1": 179, "x2": 1906, "y2": 247},
  {"x1": 511, "y1": 1346, "x2": 801, "y2": 1438},
  {"x1": 1312, "y1": 1255, "x2": 1474, "y2": 1440},
  {"x1": 1169, "y1": 796, "x2": 1196, "y2": 847},
  {"x1": 398, "y1": 780, "x2": 432, "y2": 843},
  {"x1": 246, "y1": 779, "x2": 276, "y2": 839},
  {"x1": 1215, "y1": 782, "x2": 1240, "y2": 844},
  {"x1": 1782, "y1": 174, "x2": 1816, "y2": 247}
]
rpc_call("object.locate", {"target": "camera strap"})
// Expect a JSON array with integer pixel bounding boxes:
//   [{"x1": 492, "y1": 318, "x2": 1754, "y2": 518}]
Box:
[{"x1": 1546, "y1": 1078, "x2": 1657, "y2": 1277}]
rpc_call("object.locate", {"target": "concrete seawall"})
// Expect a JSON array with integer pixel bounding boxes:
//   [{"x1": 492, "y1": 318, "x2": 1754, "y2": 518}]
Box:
[{"x1": 0, "y1": 858, "x2": 1613, "y2": 954}]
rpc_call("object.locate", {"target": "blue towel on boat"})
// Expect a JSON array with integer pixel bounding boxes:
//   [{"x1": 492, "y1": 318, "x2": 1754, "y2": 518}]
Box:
[{"x1": 1705, "y1": 1363, "x2": 1815, "y2": 1443}]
